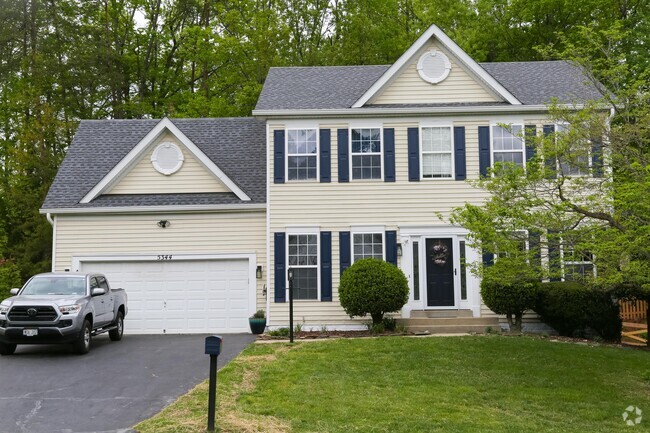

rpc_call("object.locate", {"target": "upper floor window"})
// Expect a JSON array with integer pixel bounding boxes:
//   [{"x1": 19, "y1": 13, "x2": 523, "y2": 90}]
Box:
[
  {"x1": 421, "y1": 126, "x2": 453, "y2": 179},
  {"x1": 556, "y1": 124, "x2": 590, "y2": 177},
  {"x1": 353, "y1": 232, "x2": 384, "y2": 262},
  {"x1": 351, "y1": 128, "x2": 381, "y2": 180},
  {"x1": 287, "y1": 129, "x2": 318, "y2": 181},
  {"x1": 288, "y1": 234, "x2": 318, "y2": 300},
  {"x1": 492, "y1": 125, "x2": 524, "y2": 168}
]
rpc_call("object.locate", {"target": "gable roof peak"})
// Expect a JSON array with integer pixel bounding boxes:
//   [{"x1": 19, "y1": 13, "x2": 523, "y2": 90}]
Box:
[{"x1": 352, "y1": 23, "x2": 522, "y2": 108}]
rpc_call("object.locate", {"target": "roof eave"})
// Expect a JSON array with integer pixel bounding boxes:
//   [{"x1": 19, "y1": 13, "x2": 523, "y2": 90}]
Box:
[
  {"x1": 253, "y1": 104, "x2": 591, "y2": 119},
  {"x1": 40, "y1": 203, "x2": 267, "y2": 215}
]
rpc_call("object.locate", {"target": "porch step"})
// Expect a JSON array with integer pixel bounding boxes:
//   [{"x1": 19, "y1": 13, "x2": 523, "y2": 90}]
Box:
[
  {"x1": 410, "y1": 309, "x2": 474, "y2": 318},
  {"x1": 397, "y1": 317, "x2": 500, "y2": 334}
]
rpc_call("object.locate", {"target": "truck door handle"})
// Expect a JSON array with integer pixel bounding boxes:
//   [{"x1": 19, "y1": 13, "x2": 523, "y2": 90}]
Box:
[{"x1": 454, "y1": 268, "x2": 457, "y2": 275}]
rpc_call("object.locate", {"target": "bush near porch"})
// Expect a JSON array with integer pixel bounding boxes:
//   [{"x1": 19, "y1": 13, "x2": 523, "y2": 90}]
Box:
[{"x1": 136, "y1": 336, "x2": 650, "y2": 433}]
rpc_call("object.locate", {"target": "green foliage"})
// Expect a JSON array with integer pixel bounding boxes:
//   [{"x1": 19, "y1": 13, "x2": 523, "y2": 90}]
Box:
[
  {"x1": 0, "y1": 259, "x2": 21, "y2": 301},
  {"x1": 480, "y1": 259, "x2": 540, "y2": 332},
  {"x1": 535, "y1": 282, "x2": 622, "y2": 341},
  {"x1": 268, "y1": 327, "x2": 290, "y2": 337},
  {"x1": 251, "y1": 309, "x2": 266, "y2": 319},
  {"x1": 382, "y1": 316, "x2": 397, "y2": 331},
  {"x1": 339, "y1": 258, "x2": 409, "y2": 325}
]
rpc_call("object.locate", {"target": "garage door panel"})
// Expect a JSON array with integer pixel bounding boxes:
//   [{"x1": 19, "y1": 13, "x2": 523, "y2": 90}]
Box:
[{"x1": 80, "y1": 258, "x2": 252, "y2": 334}]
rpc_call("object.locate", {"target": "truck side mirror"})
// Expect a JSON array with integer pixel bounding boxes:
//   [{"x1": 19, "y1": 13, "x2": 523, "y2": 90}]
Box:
[
  {"x1": 91, "y1": 288, "x2": 106, "y2": 296},
  {"x1": 9, "y1": 288, "x2": 19, "y2": 296}
]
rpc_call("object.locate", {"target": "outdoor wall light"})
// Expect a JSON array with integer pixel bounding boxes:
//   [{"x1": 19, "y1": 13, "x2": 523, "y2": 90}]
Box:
[
  {"x1": 157, "y1": 220, "x2": 170, "y2": 228},
  {"x1": 397, "y1": 243, "x2": 403, "y2": 257},
  {"x1": 256, "y1": 265, "x2": 263, "y2": 279}
]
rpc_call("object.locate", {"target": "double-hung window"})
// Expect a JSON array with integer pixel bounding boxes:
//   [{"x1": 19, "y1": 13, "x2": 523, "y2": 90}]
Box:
[
  {"x1": 562, "y1": 247, "x2": 595, "y2": 281},
  {"x1": 492, "y1": 125, "x2": 524, "y2": 168},
  {"x1": 556, "y1": 124, "x2": 590, "y2": 177},
  {"x1": 287, "y1": 234, "x2": 319, "y2": 300},
  {"x1": 351, "y1": 128, "x2": 382, "y2": 180},
  {"x1": 421, "y1": 126, "x2": 453, "y2": 178},
  {"x1": 287, "y1": 129, "x2": 318, "y2": 181},
  {"x1": 353, "y1": 232, "x2": 384, "y2": 262}
]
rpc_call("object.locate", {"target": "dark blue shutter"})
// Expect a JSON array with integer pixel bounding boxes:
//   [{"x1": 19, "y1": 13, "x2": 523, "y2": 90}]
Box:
[
  {"x1": 528, "y1": 230, "x2": 542, "y2": 271},
  {"x1": 482, "y1": 251, "x2": 494, "y2": 267},
  {"x1": 337, "y1": 129, "x2": 349, "y2": 182},
  {"x1": 273, "y1": 130, "x2": 285, "y2": 183},
  {"x1": 525, "y1": 125, "x2": 536, "y2": 162},
  {"x1": 591, "y1": 136, "x2": 603, "y2": 177},
  {"x1": 339, "y1": 231, "x2": 351, "y2": 275},
  {"x1": 478, "y1": 126, "x2": 490, "y2": 177},
  {"x1": 385, "y1": 230, "x2": 397, "y2": 266},
  {"x1": 548, "y1": 231, "x2": 561, "y2": 281},
  {"x1": 384, "y1": 128, "x2": 395, "y2": 182},
  {"x1": 407, "y1": 127, "x2": 419, "y2": 181},
  {"x1": 320, "y1": 232, "x2": 332, "y2": 301},
  {"x1": 320, "y1": 129, "x2": 331, "y2": 183},
  {"x1": 274, "y1": 232, "x2": 286, "y2": 302},
  {"x1": 454, "y1": 126, "x2": 466, "y2": 180},
  {"x1": 543, "y1": 125, "x2": 557, "y2": 178}
]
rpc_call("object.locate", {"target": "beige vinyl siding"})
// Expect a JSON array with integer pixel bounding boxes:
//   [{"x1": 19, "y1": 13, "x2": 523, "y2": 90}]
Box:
[
  {"x1": 268, "y1": 120, "x2": 494, "y2": 327},
  {"x1": 371, "y1": 40, "x2": 501, "y2": 105},
  {"x1": 108, "y1": 133, "x2": 230, "y2": 195},
  {"x1": 54, "y1": 211, "x2": 267, "y2": 310}
]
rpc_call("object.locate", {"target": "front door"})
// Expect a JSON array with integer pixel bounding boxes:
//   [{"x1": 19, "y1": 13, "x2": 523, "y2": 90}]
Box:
[{"x1": 426, "y1": 238, "x2": 455, "y2": 307}]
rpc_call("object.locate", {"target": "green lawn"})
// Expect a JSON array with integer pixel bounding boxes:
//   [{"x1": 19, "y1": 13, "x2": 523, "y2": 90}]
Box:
[{"x1": 135, "y1": 336, "x2": 650, "y2": 433}]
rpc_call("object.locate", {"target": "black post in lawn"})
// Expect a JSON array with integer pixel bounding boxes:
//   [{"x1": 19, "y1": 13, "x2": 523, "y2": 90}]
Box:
[
  {"x1": 288, "y1": 268, "x2": 294, "y2": 343},
  {"x1": 204, "y1": 335, "x2": 222, "y2": 432}
]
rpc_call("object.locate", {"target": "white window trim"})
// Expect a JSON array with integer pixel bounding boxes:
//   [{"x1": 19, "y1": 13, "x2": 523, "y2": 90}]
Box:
[
  {"x1": 285, "y1": 128, "x2": 319, "y2": 182},
  {"x1": 286, "y1": 231, "x2": 320, "y2": 301},
  {"x1": 560, "y1": 242, "x2": 596, "y2": 281},
  {"x1": 490, "y1": 123, "x2": 526, "y2": 170},
  {"x1": 351, "y1": 229, "x2": 385, "y2": 263},
  {"x1": 555, "y1": 123, "x2": 592, "y2": 178},
  {"x1": 349, "y1": 126, "x2": 384, "y2": 181},
  {"x1": 419, "y1": 124, "x2": 455, "y2": 180}
]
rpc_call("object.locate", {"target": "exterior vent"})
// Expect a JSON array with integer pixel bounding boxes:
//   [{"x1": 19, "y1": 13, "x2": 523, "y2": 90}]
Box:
[
  {"x1": 151, "y1": 141, "x2": 184, "y2": 175},
  {"x1": 417, "y1": 50, "x2": 452, "y2": 84}
]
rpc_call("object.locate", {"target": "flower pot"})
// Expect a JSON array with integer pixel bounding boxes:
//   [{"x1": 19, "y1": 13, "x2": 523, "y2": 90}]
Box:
[{"x1": 249, "y1": 318, "x2": 267, "y2": 334}]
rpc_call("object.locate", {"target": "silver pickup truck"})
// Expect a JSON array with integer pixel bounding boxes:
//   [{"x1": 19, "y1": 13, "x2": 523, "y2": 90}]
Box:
[{"x1": 0, "y1": 272, "x2": 128, "y2": 355}]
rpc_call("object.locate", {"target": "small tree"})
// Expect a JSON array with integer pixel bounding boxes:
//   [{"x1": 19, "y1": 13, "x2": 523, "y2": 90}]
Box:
[
  {"x1": 339, "y1": 258, "x2": 409, "y2": 325},
  {"x1": 480, "y1": 258, "x2": 540, "y2": 333}
]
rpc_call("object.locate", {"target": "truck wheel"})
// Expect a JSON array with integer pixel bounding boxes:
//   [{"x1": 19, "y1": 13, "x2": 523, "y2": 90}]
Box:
[
  {"x1": 73, "y1": 320, "x2": 91, "y2": 355},
  {"x1": 0, "y1": 342, "x2": 16, "y2": 356},
  {"x1": 109, "y1": 311, "x2": 124, "y2": 341}
]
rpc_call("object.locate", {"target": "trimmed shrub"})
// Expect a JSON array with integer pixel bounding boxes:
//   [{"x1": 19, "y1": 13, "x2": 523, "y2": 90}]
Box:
[
  {"x1": 481, "y1": 278, "x2": 539, "y2": 333},
  {"x1": 339, "y1": 258, "x2": 409, "y2": 325},
  {"x1": 535, "y1": 281, "x2": 621, "y2": 341}
]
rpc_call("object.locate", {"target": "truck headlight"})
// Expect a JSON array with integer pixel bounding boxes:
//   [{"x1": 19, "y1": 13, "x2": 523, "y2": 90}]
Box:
[
  {"x1": 59, "y1": 304, "x2": 81, "y2": 314},
  {"x1": 0, "y1": 304, "x2": 9, "y2": 314}
]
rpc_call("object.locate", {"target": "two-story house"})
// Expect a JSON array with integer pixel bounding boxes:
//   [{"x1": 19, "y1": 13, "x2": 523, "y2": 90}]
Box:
[{"x1": 40, "y1": 24, "x2": 604, "y2": 334}]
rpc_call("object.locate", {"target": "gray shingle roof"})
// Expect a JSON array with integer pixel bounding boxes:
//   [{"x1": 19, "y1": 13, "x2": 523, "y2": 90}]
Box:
[
  {"x1": 42, "y1": 117, "x2": 266, "y2": 210},
  {"x1": 255, "y1": 65, "x2": 390, "y2": 110},
  {"x1": 255, "y1": 61, "x2": 604, "y2": 110},
  {"x1": 478, "y1": 61, "x2": 605, "y2": 105}
]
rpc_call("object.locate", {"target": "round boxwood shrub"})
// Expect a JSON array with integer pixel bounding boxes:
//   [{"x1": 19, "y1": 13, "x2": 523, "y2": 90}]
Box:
[
  {"x1": 480, "y1": 260, "x2": 540, "y2": 333},
  {"x1": 535, "y1": 281, "x2": 621, "y2": 341},
  {"x1": 339, "y1": 258, "x2": 408, "y2": 325}
]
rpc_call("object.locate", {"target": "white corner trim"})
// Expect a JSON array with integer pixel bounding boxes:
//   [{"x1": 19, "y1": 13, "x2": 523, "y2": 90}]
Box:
[
  {"x1": 51, "y1": 215, "x2": 57, "y2": 272},
  {"x1": 80, "y1": 118, "x2": 251, "y2": 203},
  {"x1": 351, "y1": 24, "x2": 521, "y2": 108}
]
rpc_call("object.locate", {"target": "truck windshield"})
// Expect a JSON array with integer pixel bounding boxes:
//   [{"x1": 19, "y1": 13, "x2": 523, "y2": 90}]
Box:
[{"x1": 21, "y1": 277, "x2": 86, "y2": 296}]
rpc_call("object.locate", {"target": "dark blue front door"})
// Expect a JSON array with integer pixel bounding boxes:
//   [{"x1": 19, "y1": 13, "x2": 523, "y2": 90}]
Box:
[{"x1": 426, "y1": 238, "x2": 455, "y2": 307}]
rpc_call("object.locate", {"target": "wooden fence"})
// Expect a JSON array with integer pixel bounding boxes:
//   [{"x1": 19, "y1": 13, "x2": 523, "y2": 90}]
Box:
[{"x1": 620, "y1": 300, "x2": 648, "y2": 322}]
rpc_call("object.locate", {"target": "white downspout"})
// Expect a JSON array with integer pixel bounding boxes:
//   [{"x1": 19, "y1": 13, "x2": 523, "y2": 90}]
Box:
[{"x1": 46, "y1": 213, "x2": 56, "y2": 272}]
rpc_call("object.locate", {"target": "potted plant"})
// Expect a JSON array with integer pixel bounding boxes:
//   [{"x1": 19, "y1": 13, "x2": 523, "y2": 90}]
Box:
[{"x1": 249, "y1": 309, "x2": 266, "y2": 334}]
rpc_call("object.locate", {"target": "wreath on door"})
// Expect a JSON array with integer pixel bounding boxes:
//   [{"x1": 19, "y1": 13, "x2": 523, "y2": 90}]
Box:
[{"x1": 432, "y1": 241, "x2": 449, "y2": 266}]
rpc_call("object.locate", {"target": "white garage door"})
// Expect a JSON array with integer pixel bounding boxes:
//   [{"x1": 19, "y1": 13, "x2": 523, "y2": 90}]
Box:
[{"x1": 80, "y1": 258, "x2": 251, "y2": 334}]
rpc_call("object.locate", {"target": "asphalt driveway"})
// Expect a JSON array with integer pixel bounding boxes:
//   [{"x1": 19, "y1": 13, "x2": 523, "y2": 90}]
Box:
[{"x1": 0, "y1": 333, "x2": 255, "y2": 433}]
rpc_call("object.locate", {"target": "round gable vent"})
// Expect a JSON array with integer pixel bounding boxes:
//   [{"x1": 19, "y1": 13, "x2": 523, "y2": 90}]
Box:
[
  {"x1": 151, "y1": 142, "x2": 184, "y2": 175},
  {"x1": 417, "y1": 49, "x2": 452, "y2": 84}
]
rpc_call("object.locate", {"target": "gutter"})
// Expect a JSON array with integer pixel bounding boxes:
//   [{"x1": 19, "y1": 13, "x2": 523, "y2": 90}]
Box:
[
  {"x1": 39, "y1": 203, "x2": 267, "y2": 215},
  {"x1": 252, "y1": 104, "x2": 593, "y2": 119}
]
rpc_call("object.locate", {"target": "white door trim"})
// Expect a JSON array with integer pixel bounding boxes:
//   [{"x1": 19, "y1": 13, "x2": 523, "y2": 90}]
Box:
[{"x1": 72, "y1": 253, "x2": 257, "y2": 318}]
